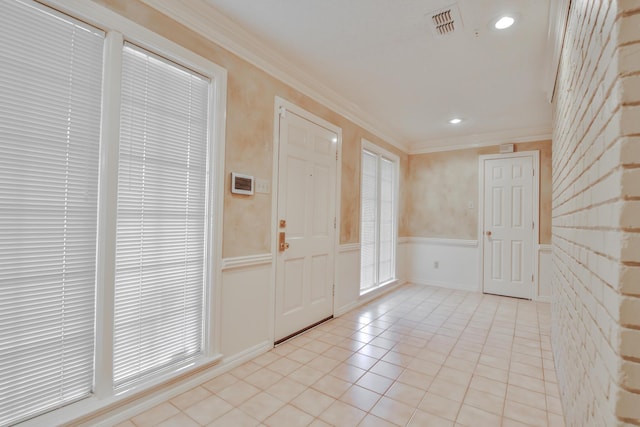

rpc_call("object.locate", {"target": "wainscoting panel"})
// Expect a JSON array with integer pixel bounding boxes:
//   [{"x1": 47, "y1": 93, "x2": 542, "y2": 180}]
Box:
[
  {"x1": 398, "y1": 237, "x2": 409, "y2": 284},
  {"x1": 335, "y1": 244, "x2": 361, "y2": 316},
  {"x1": 538, "y1": 244, "x2": 552, "y2": 302},
  {"x1": 406, "y1": 237, "x2": 480, "y2": 292},
  {"x1": 220, "y1": 254, "x2": 273, "y2": 358}
]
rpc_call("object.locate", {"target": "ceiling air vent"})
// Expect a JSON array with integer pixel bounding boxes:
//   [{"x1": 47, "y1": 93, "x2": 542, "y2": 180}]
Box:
[{"x1": 428, "y1": 4, "x2": 463, "y2": 38}]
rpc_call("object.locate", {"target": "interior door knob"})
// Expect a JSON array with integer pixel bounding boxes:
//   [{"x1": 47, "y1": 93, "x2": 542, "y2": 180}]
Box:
[
  {"x1": 486, "y1": 231, "x2": 492, "y2": 237},
  {"x1": 279, "y1": 232, "x2": 290, "y2": 251}
]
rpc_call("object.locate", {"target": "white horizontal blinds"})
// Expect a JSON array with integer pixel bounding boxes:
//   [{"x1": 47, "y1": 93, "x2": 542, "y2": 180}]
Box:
[
  {"x1": 360, "y1": 148, "x2": 397, "y2": 294},
  {"x1": 0, "y1": 0, "x2": 104, "y2": 424},
  {"x1": 378, "y1": 157, "x2": 395, "y2": 283},
  {"x1": 114, "y1": 43, "x2": 210, "y2": 387},
  {"x1": 360, "y1": 150, "x2": 378, "y2": 292}
]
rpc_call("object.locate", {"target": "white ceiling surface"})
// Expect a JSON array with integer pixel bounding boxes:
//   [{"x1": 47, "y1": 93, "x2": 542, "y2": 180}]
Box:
[{"x1": 203, "y1": 0, "x2": 552, "y2": 151}]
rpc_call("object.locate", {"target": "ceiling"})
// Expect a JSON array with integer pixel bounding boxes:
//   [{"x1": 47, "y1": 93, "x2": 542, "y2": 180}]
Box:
[{"x1": 199, "y1": 0, "x2": 553, "y2": 152}]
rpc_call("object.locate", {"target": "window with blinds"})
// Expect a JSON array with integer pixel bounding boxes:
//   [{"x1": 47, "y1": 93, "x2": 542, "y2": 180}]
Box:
[
  {"x1": 0, "y1": 1, "x2": 104, "y2": 425},
  {"x1": 113, "y1": 44, "x2": 210, "y2": 387},
  {"x1": 360, "y1": 145, "x2": 398, "y2": 294},
  {"x1": 360, "y1": 151, "x2": 379, "y2": 292}
]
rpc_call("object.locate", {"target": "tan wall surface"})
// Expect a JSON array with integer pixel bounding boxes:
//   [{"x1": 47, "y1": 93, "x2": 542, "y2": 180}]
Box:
[
  {"x1": 407, "y1": 140, "x2": 552, "y2": 243},
  {"x1": 95, "y1": 0, "x2": 408, "y2": 257}
]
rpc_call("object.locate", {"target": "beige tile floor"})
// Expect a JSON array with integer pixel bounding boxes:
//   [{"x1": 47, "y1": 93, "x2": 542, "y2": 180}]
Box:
[{"x1": 117, "y1": 284, "x2": 565, "y2": 427}]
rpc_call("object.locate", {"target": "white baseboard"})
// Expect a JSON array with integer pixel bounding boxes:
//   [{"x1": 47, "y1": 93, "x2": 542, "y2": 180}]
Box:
[
  {"x1": 409, "y1": 279, "x2": 478, "y2": 292},
  {"x1": 221, "y1": 340, "x2": 273, "y2": 366},
  {"x1": 334, "y1": 301, "x2": 359, "y2": 317}
]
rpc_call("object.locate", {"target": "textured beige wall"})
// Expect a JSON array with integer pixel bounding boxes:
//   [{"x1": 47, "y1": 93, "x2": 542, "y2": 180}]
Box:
[
  {"x1": 95, "y1": 0, "x2": 407, "y2": 257},
  {"x1": 407, "y1": 140, "x2": 551, "y2": 244}
]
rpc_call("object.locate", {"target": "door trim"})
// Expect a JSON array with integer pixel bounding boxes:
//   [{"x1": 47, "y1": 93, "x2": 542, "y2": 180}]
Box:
[
  {"x1": 269, "y1": 96, "x2": 342, "y2": 345},
  {"x1": 477, "y1": 151, "x2": 540, "y2": 300}
]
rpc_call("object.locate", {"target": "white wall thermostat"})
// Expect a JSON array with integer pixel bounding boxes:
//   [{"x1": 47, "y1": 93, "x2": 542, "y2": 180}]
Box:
[{"x1": 231, "y1": 172, "x2": 254, "y2": 195}]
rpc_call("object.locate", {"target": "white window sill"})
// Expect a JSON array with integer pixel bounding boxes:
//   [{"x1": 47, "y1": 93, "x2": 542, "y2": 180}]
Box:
[
  {"x1": 359, "y1": 278, "x2": 400, "y2": 299},
  {"x1": 19, "y1": 354, "x2": 223, "y2": 427}
]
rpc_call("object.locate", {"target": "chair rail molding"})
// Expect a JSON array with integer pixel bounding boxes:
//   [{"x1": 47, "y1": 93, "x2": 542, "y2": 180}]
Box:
[
  {"x1": 221, "y1": 253, "x2": 273, "y2": 271},
  {"x1": 339, "y1": 243, "x2": 361, "y2": 253},
  {"x1": 407, "y1": 236, "x2": 478, "y2": 247}
]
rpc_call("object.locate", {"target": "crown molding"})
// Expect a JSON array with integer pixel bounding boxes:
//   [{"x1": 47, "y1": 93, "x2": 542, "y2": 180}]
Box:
[
  {"x1": 138, "y1": 0, "x2": 408, "y2": 153},
  {"x1": 408, "y1": 126, "x2": 552, "y2": 155}
]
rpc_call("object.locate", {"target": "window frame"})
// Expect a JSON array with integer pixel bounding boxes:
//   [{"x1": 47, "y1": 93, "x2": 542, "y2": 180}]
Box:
[
  {"x1": 19, "y1": 1, "x2": 227, "y2": 425},
  {"x1": 359, "y1": 139, "x2": 400, "y2": 295}
]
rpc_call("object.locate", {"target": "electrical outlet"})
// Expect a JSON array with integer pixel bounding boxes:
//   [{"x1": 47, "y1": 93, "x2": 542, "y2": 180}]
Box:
[{"x1": 434, "y1": 261, "x2": 439, "y2": 269}]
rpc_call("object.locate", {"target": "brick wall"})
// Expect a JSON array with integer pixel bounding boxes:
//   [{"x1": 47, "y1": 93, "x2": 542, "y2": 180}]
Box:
[{"x1": 552, "y1": 1, "x2": 640, "y2": 426}]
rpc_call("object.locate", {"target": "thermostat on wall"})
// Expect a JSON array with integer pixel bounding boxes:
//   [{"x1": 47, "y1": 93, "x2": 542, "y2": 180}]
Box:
[{"x1": 231, "y1": 172, "x2": 254, "y2": 195}]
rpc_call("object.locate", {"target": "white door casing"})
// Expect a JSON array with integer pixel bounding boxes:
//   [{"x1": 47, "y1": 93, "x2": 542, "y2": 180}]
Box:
[
  {"x1": 479, "y1": 152, "x2": 539, "y2": 299},
  {"x1": 273, "y1": 100, "x2": 339, "y2": 342}
]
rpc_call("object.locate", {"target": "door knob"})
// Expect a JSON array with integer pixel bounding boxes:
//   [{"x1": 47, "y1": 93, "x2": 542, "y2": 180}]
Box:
[
  {"x1": 486, "y1": 231, "x2": 492, "y2": 237},
  {"x1": 279, "y1": 232, "x2": 289, "y2": 251}
]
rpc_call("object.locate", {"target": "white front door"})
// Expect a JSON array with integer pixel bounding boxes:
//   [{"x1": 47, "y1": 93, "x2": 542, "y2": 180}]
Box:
[
  {"x1": 275, "y1": 107, "x2": 337, "y2": 342},
  {"x1": 481, "y1": 153, "x2": 537, "y2": 299}
]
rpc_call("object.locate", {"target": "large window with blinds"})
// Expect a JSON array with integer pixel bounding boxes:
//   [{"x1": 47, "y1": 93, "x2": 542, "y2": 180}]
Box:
[
  {"x1": 0, "y1": 0, "x2": 226, "y2": 424},
  {"x1": 114, "y1": 44, "x2": 210, "y2": 387},
  {"x1": 360, "y1": 140, "x2": 399, "y2": 294},
  {"x1": 0, "y1": 2, "x2": 104, "y2": 424}
]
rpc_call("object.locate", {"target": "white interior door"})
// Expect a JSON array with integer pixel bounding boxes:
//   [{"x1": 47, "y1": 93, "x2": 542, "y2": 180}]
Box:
[
  {"x1": 482, "y1": 154, "x2": 537, "y2": 299},
  {"x1": 275, "y1": 108, "x2": 337, "y2": 342}
]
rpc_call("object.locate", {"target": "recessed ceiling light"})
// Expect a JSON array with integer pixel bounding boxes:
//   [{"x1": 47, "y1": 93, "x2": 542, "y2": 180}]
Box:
[
  {"x1": 495, "y1": 16, "x2": 515, "y2": 30},
  {"x1": 449, "y1": 118, "x2": 462, "y2": 124}
]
